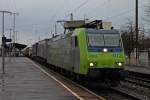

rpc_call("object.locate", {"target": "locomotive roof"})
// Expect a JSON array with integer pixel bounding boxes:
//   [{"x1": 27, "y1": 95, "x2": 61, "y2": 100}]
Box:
[
  {"x1": 85, "y1": 29, "x2": 119, "y2": 34},
  {"x1": 49, "y1": 32, "x2": 72, "y2": 41}
]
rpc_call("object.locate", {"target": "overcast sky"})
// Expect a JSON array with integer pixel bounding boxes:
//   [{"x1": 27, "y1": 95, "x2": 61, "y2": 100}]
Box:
[{"x1": 0, "y1": 0, "x2": 149, "y2": 45}]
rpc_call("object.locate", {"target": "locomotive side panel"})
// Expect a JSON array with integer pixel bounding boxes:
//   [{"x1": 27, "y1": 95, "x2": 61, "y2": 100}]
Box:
[
  {"x1": 37, "y1": 39, "x2": 48, "y2": 60},
  {"x1": 32, "y1": 43, "x2": 38, "y2": 57},
  {"x1": 71, "y1": 37, "x2": 80, "y2": 73},
  {"x1": 47, "y1": 36, "x2": 80, "y2": 72}
]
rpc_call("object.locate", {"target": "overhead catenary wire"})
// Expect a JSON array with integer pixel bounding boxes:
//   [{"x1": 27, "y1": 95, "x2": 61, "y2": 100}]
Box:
[
  {"x1": 63, "y1": 0, "x2": 89, "y2": 19},
  {"x1": 106, "y1": 5, "x2": 144, "y2": 20},
  {"x1": 86, "y1": 0, "x2": 111, "y2": 16},
  {"x1": 46, "y1": 0, "x2": 91, "y2": 37},
  {"x1": 52, "y1": 0, "x2": 90, "y2": 35}
]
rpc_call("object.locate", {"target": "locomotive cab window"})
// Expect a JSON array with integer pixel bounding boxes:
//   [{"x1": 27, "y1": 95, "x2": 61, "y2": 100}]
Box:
[{"x1": 87, "y1": 33, "x2": 121, "y2": 47}]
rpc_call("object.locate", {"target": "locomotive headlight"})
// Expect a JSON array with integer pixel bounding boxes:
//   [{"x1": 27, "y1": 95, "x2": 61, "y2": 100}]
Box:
[
  {"x1": 89, "y1": 62, "x2": 94, "y2": 67},
  {"x1": 117, "y1": 62, "x2": 123, "y2": 66},
  {"x1": 89, "y1": 62, "x2": 97, "y2": 67},
  {"x1": 103, "y1": 48, "x2": 108, "y2": 52}
]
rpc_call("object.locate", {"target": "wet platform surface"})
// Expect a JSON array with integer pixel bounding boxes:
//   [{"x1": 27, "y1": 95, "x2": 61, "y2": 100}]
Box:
[
  {"x1": 0, "y1": 57, "x2": 77, "y2": 100},
  {"x1": 125, "y1": 65, "x2": 150, "y2": 75}
]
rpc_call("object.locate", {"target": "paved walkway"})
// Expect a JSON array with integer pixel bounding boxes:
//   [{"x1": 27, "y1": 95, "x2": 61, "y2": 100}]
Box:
[{"x1": 0, "y1": 57, "x2": 77, "y2": 100}]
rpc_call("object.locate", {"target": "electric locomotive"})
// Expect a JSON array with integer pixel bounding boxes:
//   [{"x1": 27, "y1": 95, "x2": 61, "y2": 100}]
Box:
[{"x1": 46, "y1": 20, "x2": 126, "y2": 83}]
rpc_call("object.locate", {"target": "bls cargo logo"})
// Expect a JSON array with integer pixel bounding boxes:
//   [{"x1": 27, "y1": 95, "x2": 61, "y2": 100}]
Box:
[{"x1": 113, "y1": 53, "x2": 123, "y2": 58}]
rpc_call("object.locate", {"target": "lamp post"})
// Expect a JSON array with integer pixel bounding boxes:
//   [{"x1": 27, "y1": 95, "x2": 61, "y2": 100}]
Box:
[
  {"x1": 135, "y1": 0, "x2": 139, "y2": 59},
  {"x1": 0, "y1": 11, "x2": 12, "y2": 74}
]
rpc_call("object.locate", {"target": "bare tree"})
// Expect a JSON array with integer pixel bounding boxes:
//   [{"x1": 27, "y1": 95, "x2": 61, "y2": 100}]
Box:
[
  {"x1": 120, "y1": 19, "x2": 146, "y2": 57},
  {"x1": 143, "y1": 1, "x2": 150, "y2": 22},
  {"x1": 121, "y1": 19, "x2": 135, "y2": 57},
  {"x1": 145, "y1": 1, "x2": 150, "y2": 16}
]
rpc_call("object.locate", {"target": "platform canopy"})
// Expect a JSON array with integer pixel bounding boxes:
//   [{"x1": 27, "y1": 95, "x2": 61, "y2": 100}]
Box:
[{"x1": 6, "y1": 43, "x2": 27, "y2": 51}]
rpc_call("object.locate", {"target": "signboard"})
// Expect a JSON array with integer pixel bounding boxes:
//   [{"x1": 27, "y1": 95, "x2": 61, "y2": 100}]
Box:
[{"x1": 2, "y1": 37, "x2": 11, "y2": 42}]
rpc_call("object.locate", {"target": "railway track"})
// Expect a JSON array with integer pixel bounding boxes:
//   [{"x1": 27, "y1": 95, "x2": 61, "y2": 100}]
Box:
[
  {"x1": 87, "y1": 86, "x2": 143, "y2": 100},
  {"x1": 127, "y1": 71, "x2": 150, "y2": 82},
  {"x1": 118, "y1": 70, "x2": 150, "y2": 100},
  {"x1": 32, "y1": 59, "x2": 149, "y2": 100},
  {"x1": 124, "y1": 71, "x2": 150, "y2": 89},
  {"x1": 124, "y1": 77, "x2": 150, "y2": 89},
  {"x1": 84, "y1": 82, "x2": 146, "y2": 100},
  {"x1": 111, "y1": 86, "x2": 148, "y2": 100}
]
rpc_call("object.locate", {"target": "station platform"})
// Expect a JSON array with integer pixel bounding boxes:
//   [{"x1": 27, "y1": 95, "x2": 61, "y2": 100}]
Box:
[
  {"x1": 125, "y1": 65, "x2": 150, "y2": 75},
  {"x1": 0, "y1": 57, "x2": 77, "y2": 100}
]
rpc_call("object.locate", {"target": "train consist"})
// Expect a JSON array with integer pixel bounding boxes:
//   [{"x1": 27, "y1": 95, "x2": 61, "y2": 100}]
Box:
[{"x1": 23, "y1": 20, "x2": 126, "y2": 85}]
